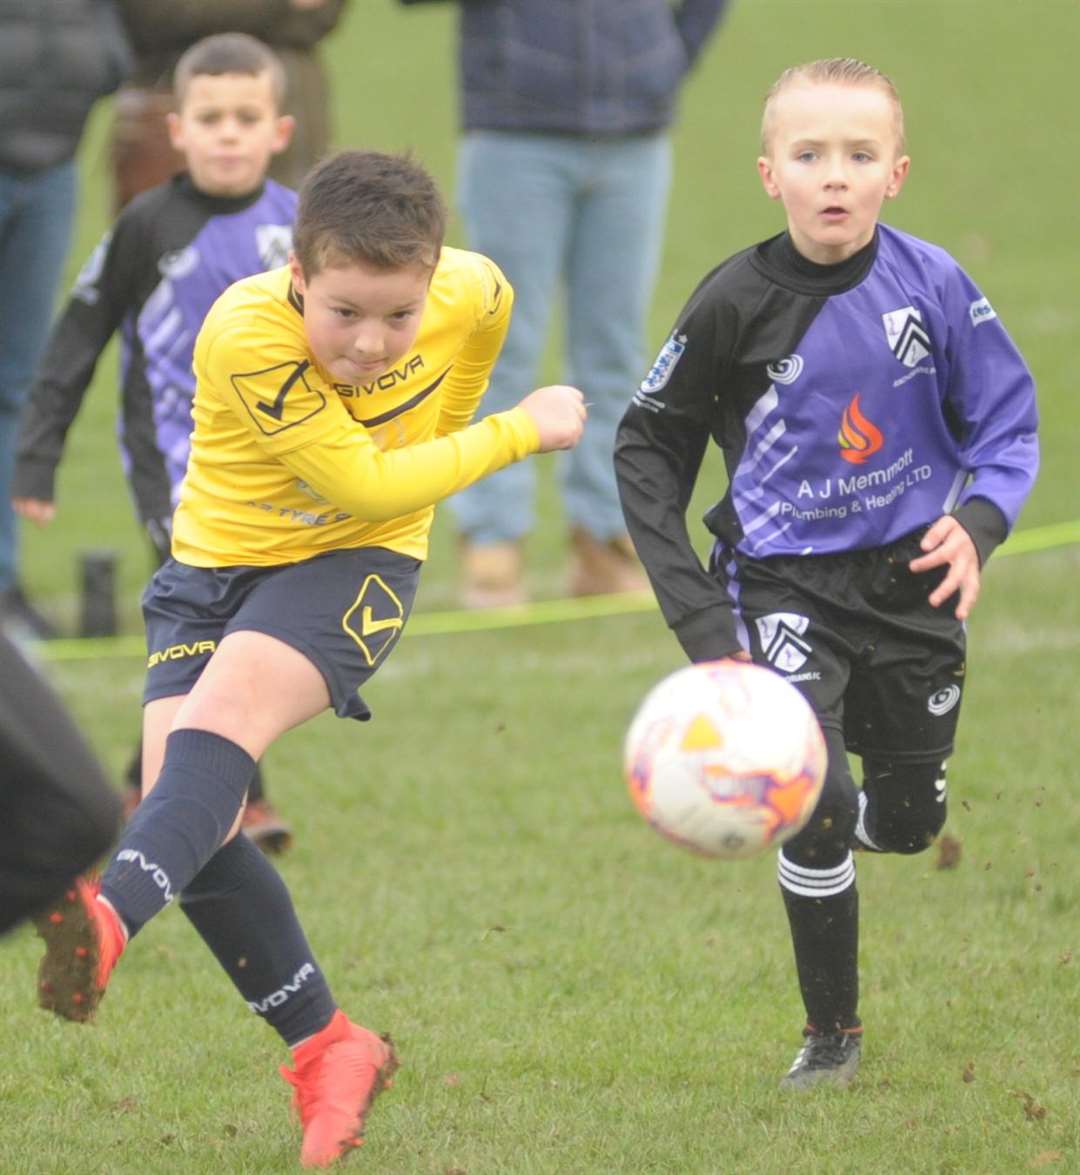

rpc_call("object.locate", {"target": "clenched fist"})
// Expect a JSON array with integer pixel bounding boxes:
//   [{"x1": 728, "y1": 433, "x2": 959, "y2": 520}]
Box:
[{"x1": 518, "y1": 384, "x2": 587, "y2": 453}]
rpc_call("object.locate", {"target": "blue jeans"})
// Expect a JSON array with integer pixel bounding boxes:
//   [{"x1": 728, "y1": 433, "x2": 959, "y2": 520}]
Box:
[
  {"x1": 0, "y1": 161, "x2": 77, "y2": 590},
  {"x1": 450, "y1": 131, "x2": 672, "y2": 544}
]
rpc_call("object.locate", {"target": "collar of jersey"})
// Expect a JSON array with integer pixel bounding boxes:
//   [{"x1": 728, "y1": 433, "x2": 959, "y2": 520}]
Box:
[
  {"x1": 177, "y1": 171, "x2": 269, "y2": 216},
  {"x1": 750, "y1": 229, "x2": 878, "y2": 296}
]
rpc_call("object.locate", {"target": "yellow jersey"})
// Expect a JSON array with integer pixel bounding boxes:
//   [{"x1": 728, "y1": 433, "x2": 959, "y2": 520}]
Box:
[{"x1": 171, "y1": 247, "x2": 537, "y2": 566}]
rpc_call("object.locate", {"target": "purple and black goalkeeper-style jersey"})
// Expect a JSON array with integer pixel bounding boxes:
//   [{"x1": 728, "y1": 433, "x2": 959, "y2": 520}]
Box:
[
  {"x1": 14, "y1": 173, "x2": 297, "y2": 527},
  {"x1": 615, "y1": 223, "x2": 1039, "y2": 661}
]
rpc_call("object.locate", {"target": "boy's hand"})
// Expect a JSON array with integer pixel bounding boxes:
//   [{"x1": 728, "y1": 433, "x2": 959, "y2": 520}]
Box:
[
  {"x1": 908, "y1": 515, "x2": 980, "y2": 620},
  {"x1": 12, "y1": 498, "x2": 56, "y2": 527},
  {"x1": 518, "y1": 385, "x2": 587, "y2": 453}
]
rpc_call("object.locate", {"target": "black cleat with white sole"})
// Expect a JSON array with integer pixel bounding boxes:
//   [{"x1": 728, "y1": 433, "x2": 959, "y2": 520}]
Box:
[{"x1": 779, "y1": 1026, "x2": 862, "y2": 1090}]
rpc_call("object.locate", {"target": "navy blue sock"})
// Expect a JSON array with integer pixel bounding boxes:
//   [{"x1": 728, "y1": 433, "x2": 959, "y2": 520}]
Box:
[
  {"x1": 180, "y1": 834, "x2": 336, "y2": 1046},
  {"x1": 100, "y1": 729, "x2": 255, "y2": 936}
]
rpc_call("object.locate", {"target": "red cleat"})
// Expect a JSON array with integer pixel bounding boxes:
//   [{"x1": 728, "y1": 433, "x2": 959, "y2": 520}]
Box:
[
  {"x1": 280, "y1": 1010, "x2": 398, "y2": 1167},
  {"x1": 34, "y1": 878, "x2": 125, "y2": 1023}
]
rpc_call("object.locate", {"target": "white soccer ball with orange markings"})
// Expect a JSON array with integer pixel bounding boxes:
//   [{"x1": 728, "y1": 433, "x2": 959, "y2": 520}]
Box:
[{"x1": 624, "y1": 660, "x2": 826, "y2": 860}]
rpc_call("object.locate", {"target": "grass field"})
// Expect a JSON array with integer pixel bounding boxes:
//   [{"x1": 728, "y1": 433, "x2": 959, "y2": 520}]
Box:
[{"x1": 2, "y1": 2, "x2": 1078, "y2": 1172}]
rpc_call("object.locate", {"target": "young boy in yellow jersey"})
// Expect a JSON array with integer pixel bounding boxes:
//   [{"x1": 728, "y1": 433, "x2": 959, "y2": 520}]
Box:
[{"x1": 34, "y1": 149, "x2": 585, "y2": 1168}]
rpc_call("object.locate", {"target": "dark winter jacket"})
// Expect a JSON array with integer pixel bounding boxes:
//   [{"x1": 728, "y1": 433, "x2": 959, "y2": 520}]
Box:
[
  {"x1": 401, "y1": 0, "x2": 730, "y2": 136},
  {"x1": 0, "y1": 0, "x2": 131, "y2": 173}
]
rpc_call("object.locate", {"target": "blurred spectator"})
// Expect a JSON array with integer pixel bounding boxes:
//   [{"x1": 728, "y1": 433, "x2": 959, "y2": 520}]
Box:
[
  {"x1": 111, "y1": 0, "x2": 349, "y2": 210},
  {"x1": 0, "y1": 0, "x2": 131, "y2": 638},
  {"x1": 400, "y1": 0, "x2": 731, "y2": 606}
]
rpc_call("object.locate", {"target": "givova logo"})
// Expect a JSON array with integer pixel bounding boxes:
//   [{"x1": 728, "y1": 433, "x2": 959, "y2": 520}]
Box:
[
  {"x1": 882, "y1": 306, "x2": 931, "y2": 367},
  {"x1": 755, "y1": 612, "x2": 812, "y2": 673},
  {"x1": 247, "y1": 963, "x2": 317, "y2": 1014}
]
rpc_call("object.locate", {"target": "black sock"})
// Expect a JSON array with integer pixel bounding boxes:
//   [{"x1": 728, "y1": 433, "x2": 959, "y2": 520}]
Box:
[
  {"x1": 777, "y1": 849, "x2": 860, "y2": 1033},
  {"x1": 100, "y1": 729, "x2": 255, "y2": 935},
  {"x1": 180, "y1": 833, "x2": 336, "y2": 1046}
]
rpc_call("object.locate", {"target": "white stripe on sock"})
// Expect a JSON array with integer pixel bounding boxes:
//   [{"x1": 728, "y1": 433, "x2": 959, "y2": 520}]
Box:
[{"x1": 778, "y1": 850, "x2": 855, "y2": 898}]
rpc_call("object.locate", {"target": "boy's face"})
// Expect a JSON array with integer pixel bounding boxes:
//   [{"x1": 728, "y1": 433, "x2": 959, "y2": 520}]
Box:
[
  {"x1": 288, "y1": 255, "x2": 433, "y2": 385},
  {"x1": 757, "y1": 81, "x2": 910, "y2": 264},
  {"x1": 168, "y1": 71, "x2": 293, "y2": 198}
]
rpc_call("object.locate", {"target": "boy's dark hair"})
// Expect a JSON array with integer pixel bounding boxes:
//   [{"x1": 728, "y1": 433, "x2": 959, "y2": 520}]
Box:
[
  {"x1": 293, "y1": 151, "x2": 447, "y2": 276},
  {"x1": 173, "y1": 33, "x2": 286, "y2": 107}
]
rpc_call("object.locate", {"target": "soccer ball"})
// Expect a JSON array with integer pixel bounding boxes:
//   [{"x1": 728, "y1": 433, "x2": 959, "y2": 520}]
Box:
[{"x1": 624, "y1": 660, "x2": 826, "y2": 859}]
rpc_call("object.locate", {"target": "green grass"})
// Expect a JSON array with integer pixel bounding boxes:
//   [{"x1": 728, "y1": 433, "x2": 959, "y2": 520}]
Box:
[{"x1": 3, "y1": 2, "x2": 1078, "y2": 1172}]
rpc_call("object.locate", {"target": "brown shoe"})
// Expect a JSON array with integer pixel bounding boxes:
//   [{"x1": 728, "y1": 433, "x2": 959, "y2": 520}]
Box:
[
  {"x1": 460, "y1": 540, "x2": 527, "y2": 609},
  {"x1": 243, "y1": 798, "x2": 293, "y2": 855},
  {"x1": 567, "y1": 528, "x2": 650, "y2": 597}
]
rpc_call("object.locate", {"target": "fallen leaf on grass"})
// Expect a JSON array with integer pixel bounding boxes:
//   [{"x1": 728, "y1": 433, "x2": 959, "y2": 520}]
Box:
[
  {"x1": 935, "y1": 834, "x2": 963, "y2": 869},
  {"x1": 1011, "y1": 1090, "x2": 1048, "y2": 1121}
]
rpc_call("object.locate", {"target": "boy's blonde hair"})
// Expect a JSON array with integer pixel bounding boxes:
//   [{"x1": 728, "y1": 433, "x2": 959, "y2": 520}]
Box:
[
  {"x1": 293, "y1": 150, "x2": 447, "y2": 277},
  {"x1": 173, "y1": 33, "x2": 287, "y2": 108},
  {"x1": 761, "y1": 58, "x2": 905, "y2": 154}
]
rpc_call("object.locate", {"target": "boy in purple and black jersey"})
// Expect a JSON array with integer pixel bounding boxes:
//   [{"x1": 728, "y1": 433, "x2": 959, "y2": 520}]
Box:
[
  {"x1": 615, "y1": 58, "x2": 1038, "y2": 1089},
  {"x1": 12, "y1": 33, "x2": 297, "y2": 851}
]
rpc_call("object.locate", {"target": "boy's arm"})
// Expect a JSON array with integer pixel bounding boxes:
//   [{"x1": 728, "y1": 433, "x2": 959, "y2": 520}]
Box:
[
  {"x1": 203, "y1": 325, "x2": 545, "y2": 522},
  {"x1": 280, "y1": 408, "x2": 542, "y2": 522},
  {"x1": 614, "y1": 296, "x2": 743, "y2": 663},
  {"x1": 940, "y1": 266, "x2": 1040, "y2": 565},
  {"x1": 12, "y1": 224, "x2": 135, "y2": 510},
  {"x1": 434, "y1": 257, "x2": 513, "y2": 437}
]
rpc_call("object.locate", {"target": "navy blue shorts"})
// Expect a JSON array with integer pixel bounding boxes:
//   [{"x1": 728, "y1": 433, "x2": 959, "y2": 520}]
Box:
[{"x1": 142, "y1": 547, "x2": 421, "y2": 721}]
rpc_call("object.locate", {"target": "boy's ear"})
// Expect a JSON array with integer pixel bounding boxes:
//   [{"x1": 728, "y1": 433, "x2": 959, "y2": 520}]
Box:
[
  {"x1": 884, "y1": 154, "x2": 911, "y2": 200},
  {"x1": 272, "y1": 114, "x2": 296, "y2": 156},
  {"x1": 166, "y1": 111, "x2": 185, "y2": 152},
  {"x1": 288, "y1": 250, "x2": 306, "y2": 294},
  {"x1": 757, "y1": 156, "x2": 781, "y2": 200}
]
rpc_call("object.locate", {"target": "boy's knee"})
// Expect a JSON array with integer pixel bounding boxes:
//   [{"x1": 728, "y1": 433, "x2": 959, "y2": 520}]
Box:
[{"x1": 861, "y1": 759, "x2": 948, "y2": 854}]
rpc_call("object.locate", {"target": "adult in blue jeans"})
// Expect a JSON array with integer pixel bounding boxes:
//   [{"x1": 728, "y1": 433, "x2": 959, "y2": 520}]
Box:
[
  {"x1": 0, "y1": 0, "x2": 130, "y2": 637},
  {"x1": 400, "y1": 0, "x2": 731, "y2": 605}
]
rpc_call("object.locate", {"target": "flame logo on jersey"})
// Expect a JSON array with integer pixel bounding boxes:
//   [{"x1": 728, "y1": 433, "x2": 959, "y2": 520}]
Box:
[{"x1": 838, "y1": 393, "x2": 883, "y2": 464}]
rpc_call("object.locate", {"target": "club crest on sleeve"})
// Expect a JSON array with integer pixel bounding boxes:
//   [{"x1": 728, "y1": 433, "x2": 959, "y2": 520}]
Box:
[
  {"x1": 231, "y1": 360, "x2": 326, "y2": 436},
  {"x1": 882, "y1": 306, "x2": 931, "y2": 367},
  {"x1": 639, "y1": 331, "x2": 688, "y2": 396}
]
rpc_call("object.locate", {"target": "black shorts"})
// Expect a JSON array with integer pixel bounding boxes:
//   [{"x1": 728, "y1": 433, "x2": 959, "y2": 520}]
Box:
[
  {"x1": 142, "y1": 547, "x2": 421, "y2": 721},
  {"x1": 727, "y1": 528, "x2": 966, "y2": 762}
]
